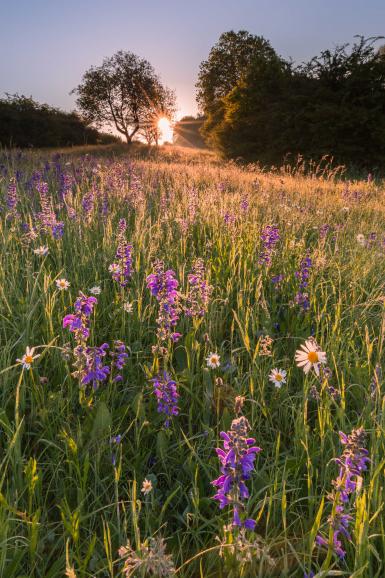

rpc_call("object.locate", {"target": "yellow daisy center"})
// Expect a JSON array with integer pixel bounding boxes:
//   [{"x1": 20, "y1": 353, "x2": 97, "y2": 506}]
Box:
[
  {"x1": 25, "y1": 355, "x2": 34, "y2": 364},
  {"x1": 275, "y1": 373, "x2": 282, "y2": 381},
  {"x1": 307, "y1": 351, "x2": 319, "y2": 363}
]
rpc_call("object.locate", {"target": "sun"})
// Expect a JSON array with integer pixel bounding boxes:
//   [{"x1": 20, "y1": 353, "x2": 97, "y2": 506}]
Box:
[{"x1": 157, "y1": 117, "x2": 173, "y2": 144}]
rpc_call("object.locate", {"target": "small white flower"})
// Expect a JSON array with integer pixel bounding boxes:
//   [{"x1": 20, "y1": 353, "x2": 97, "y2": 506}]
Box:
[
  {"x1": 295, "y1": 338, "x2": 327, "y2": 376},
  {"x1": 123, "y1": 302, "x2": 133, "y2": 313},
  {"x1": 269, "y1": 368, "x2": 287, "y2": 388},
  {"x1": 16, "y1": 346, "x2": 40, "y2": 370},
  {"x1": 109, "y1": 263, "x2": 121, "y2": 274},
  {"x1": 141, "y1": 478, "x2": 153, "y2": 495},
  {"x1": 33, "y1": 246, "x2": 49, "y2": 256},
  {"x1": 206, "y1": 352, "x2": 220, "y2": 369},
  {"x1": 56, "y1": 278, "x2": 70, "y2": 291},
  {"x1": 356, "y1": 234, "x2": 366, "y2": 246},
  {"x1": 90, "y1": 286, "x2": 102, "y2": 295}
]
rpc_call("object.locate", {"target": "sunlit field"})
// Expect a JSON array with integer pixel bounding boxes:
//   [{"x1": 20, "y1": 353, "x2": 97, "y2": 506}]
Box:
[{"x1": 1, "y1": 144, "x2": 385, "y2": 578}]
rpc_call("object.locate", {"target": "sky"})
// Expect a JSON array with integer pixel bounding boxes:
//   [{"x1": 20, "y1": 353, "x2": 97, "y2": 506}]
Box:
[{"x1": 1, "y1": 0, "x2": 384, "y2": 120}]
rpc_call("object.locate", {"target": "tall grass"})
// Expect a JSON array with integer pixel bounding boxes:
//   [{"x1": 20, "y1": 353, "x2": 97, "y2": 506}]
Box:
[{"x1": 0, "y1": 145, "x2": 384, "y2": 577}]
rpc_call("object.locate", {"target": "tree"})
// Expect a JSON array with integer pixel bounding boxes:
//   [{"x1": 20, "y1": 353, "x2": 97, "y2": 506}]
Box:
[
  {"x1": 73, "y1": 51, "x2": 176, "y2": 144},
  {"x1": 198, "y1": 33, "x2": 385, "y2": 169},
  {"x1": 138, "y1": 85, "x2": 176, "y2": 145},
  {"x1": 196, "y1": 31, "x2": 286, "y2": 146}
]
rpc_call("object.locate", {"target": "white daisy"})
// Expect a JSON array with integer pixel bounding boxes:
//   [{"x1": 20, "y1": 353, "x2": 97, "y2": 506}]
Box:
[
  {"x1": 56, "y1": 278, "x2": 70, "y2": 291},
  {"x1": 16, "y1": 346, "x2": 40, "y2": 370},
  {"x1": 206, "y1": 352, "x2": 220, "y2": 369},
  {"x1": 109, "y1": 263, "x2": 121, "y2": 274},
  {"x1": 90, "y1": 286, "x2": 101, "y2": 295},
  {"x1": 123, "y1": 302, "x2": 133, "y2": 313},
  {"x1": 33, "y1": 246, "x2": 49, "y2": 256},
  {"x1": 356, "y1": 234, "x2": 366, "y2": 246},
  {"x1": 141, "y1": 478, "x2": 153, "y2": 495},
  {"x1": 269, "y1": 368, "x2": 287, "y2": 388},
  {"x1": 295, "y1": 339, "x2": 327, "y2": 376}
]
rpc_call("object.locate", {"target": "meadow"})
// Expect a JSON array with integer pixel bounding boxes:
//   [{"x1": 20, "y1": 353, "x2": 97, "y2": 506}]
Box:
[{"x1": 0, "y1": 144, "x2": 384, "y2": 578}]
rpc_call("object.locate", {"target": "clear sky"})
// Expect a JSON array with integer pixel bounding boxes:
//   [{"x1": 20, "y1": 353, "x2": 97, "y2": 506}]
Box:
[{"x1": 1, "y1": 0, "x2": 384, "y2": 119}]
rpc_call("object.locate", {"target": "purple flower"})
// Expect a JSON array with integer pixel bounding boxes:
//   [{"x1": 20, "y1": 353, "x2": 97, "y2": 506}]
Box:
[
  {"x1": 295, "y1": 252, "x2": 312, "y2": 311},
  {"x1": 5, "y1": 177, "x2": 18, "y2": 216},
  {"x1": 110, "y1": 434, "x2": 122, "y2": 466},
  {"x1": 81, "y1": 343, "x2": 110, "y2": 389},
  {"x1": 110, "y1": 340, "x2": 129, "y2": 382},
  {"x1": 316, "y1": 427, "x2": 368, "y2": 559},
  {"x1": 212, "y1": 416, "x2": 261, "y2": 531},
  {"x1": 150, "y1": 371, "x2": 179, "y2": 427},
  {"x1": 63, "y1": 293, "x2": 97, "y2": 342},
  {"x1": 110, "y1": 219, "x2": 133, "y2": 287},
  {"x1": 185, "y1": 258, "x2": 212, "y2": 318},
  {"x1": 147, "y1": 260, "x2": 181, "y2": 342},
  {"x1": 52, "y1": 222, "x2": 64, "y2": 239},
  {"x1": 259, "y1": 225, "x2": 280, "y2": 266}
]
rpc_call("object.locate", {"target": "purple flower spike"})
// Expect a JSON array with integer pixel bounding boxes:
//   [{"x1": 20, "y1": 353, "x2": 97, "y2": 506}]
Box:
[
  {"x1": 150, "y1": 371, "x2": 179, "y2": 427},
  {"x1": 110, "y1": 218, "x2": 133, "y2": 287},
  {"x1": 259, "y1": 225, "x2": 280, "y2": 266},
  {"x1": 147, "y1": 260, "x2": 182, "y2": 343},
  {"x1": 212, "y1": 415, "x2": 261, "y2": 531},
  {"x1": 316, "y1": 427, "x2": 368, "y2": 559}
]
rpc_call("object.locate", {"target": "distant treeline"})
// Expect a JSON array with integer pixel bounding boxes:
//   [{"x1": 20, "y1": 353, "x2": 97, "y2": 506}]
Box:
[
  {"x1": 0, "y1": 94, "x2": 120, "y2": 148},
  {"x1": 197, "y1": 33, "x2": 385, "y2": 169}
]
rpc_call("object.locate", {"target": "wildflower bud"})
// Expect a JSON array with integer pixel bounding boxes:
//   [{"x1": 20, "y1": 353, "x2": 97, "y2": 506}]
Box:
[{"x1": 234, "y1": 395, "x2": 245, "y2": 415}]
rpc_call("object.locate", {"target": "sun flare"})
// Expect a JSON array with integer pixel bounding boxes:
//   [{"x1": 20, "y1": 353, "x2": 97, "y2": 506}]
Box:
[{"x1": 157, "y1": 117, "x2": 173, "y2": 144}]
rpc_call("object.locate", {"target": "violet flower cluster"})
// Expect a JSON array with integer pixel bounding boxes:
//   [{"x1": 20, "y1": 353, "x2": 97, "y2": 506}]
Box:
[
  {"x1": 185, "y1": 258, "x2": 212, "y2": 318},
  {"x1": 110, "y1": 340, "x2": 129, "y2": 382},
  {"x1": 63, "y1": 293, "x2": 107, "y2": 389},
  {"x1": 316, "y1": 427, "x2": 369, "y2": 559},
  {"x1": 110, "y1": 218, "x2": 133, "y2": 287},
  {"x1": 294, "y1": 253, "x2": 312, "y2": 311},
  {"x1": 6, "y1": 177, "x2": 18, "y2": 218},
  {"x1": 81, "y1": 343, "x2": 110, "y2": 389},
  {"x1": 258, "y1": 225, "x2": 280, "y2": 266},
  {"x1": 150, "y1": 371, "x2": 179, "y2": 427},
  {"x1": 36, "y1": 180, "x2": 64, "y2": 239},
  {"x1": 212, "y1": 415, "x2": 261, "y2": 530},
  {"x1": 146, "y1": 260, "x2": 181, "y2": 343}
]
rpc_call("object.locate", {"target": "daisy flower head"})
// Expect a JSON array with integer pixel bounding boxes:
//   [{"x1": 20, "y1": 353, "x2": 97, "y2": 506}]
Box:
[
  {"x1": 269, "y1": 368, "x2": 287, "y2": 388},
  {"x1": 90, "y1": 285, "x2": 101, "y2": 295},
  {"x1": 16, "y1": 346, "x2": 40, "y2": 370},
  {"x1": 108, "y1": 263, "x2": 121, "y2": 274},
  {"x1": 295, "y1": 338, "x2": 327, "y2": 376},
  {"x1": 206, "y1": 352, "x2": 220, "y2": 369},
  {"x1": 123, "y1": 302, "x2": 133, "y2": 313},
  {"x1": 33, "y1": 246, "x2": 49, "y2": 256},
  {"x1": 141, "y1": 478, "x2": 153, "y2": 495},
  {"x1": 56, "y1": 278, "x2": 70, "y2": 291},
  {"x1": 356, "y1": 234, "x2": 366, "y2": 246}
]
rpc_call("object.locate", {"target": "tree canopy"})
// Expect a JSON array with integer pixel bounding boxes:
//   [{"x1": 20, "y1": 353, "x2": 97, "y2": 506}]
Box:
[
  {"x1": 197, "y1": 33, "x2": 385, "y2": 169},
  {"x1": 73, "y1": 51, "x2": 176, "y2": 144}
]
